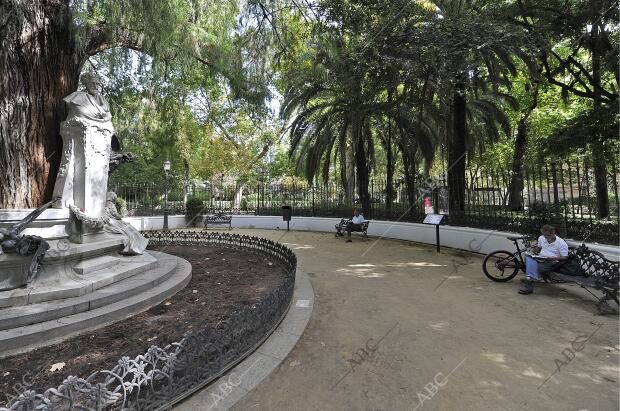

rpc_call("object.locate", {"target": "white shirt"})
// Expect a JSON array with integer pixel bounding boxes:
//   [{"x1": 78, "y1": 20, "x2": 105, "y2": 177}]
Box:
[
  {"x1": 537, "y1": 235, "x2": 569, "y2": 258},
  {"x1": 352, "y1": 215, "x2": 364, "y2": 224}
]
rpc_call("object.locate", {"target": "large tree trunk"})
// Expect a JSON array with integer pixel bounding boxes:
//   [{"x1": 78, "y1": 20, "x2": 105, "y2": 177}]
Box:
[
  {"x1": 398, "y1": 139, "x2": 417, "y2": 214},
  {"x1": 508, "y1": 86, "x2": 538, "y2": 211},
  {"x1": 447, "y1": 79, "x2": 467, "y2": 213},
  {"x1": 183, "y1": 159, "x2": 190, "y2": 204},
  {"x1": 0, "y1": 2, "x2": 82, "y2": 208},
  {"x1": 385, "y1": 118, "x2": 394, "y2": 212},
  {"x1": 507, "y1": 118, "x2": 528, "y2": 211},
  {"x1": 591, "y1": 19, "x2": 609, "y2": 218},
  {"x1": 234, "y1": 183, "x2": 245, "y2": 209},
  {"x1": 0, "y1": 2, "x2": 145, "y2": 209}
]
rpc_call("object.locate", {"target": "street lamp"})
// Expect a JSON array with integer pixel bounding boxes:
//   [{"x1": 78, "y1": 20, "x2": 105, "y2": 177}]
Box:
[{"x1": 163, "y1": 160, "x2": 171, "y2": 230}]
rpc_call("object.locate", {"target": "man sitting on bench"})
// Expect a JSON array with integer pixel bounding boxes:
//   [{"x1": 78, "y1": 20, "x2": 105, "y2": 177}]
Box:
[
  {"x1": 346, "y1": 209, "x2": 365, "y2": 243},
  {"x1": 519, "y1": 224, "x2": 569, "y2": 295}
]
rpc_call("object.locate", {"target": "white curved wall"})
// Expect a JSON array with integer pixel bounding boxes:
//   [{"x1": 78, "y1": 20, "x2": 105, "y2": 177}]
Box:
[{"x1": 123, "y1": 214, "x2": 620, "y2": 261}]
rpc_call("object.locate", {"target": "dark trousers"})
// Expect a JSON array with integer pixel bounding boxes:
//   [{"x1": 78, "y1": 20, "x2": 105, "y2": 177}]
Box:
[{"x1": 346, "y1": 223, "x2": 363, "y2": 238}]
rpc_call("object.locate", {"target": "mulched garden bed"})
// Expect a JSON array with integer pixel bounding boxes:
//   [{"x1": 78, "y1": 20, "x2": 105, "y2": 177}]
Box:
[{"x1": 0, "y1": 245, "x2": 287, "y2": 401}]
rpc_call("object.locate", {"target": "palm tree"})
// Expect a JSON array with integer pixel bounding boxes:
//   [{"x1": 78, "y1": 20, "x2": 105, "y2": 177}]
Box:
[
  {"x1": 406, "y1": 0, "x2": 536, "y2": 212},
  {"x1": 281, "y1": 36, "x2": 389, "y2": 213}
]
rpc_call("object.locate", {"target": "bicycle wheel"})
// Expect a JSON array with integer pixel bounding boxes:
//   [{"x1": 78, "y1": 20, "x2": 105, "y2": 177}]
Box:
[{"x1": 483, "y1": 251, "x2": 520, "y2": 282}]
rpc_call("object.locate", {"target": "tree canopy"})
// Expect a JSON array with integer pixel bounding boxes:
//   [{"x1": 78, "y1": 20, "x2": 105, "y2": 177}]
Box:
[{"x1": 0, "y1": 0, "x2": 617, "y2": 215}]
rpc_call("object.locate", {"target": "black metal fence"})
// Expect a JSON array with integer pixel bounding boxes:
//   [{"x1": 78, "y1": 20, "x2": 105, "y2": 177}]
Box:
[
  {"x1": 110, "y1": 158, "x2": 619, "y2": 244},
  {"x1": 1, "y1": 232, "x2": 296, "y2": 410}
]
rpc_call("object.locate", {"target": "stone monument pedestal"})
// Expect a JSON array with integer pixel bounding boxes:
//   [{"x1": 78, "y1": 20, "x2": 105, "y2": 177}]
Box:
[
  {"x1": 0, "y1": 72, "x2": 177, "y2": 356},
  {"x1": 54, "y1": 118, "x2": 113, "y2": 218},
  {"x1": 0, "y1": 209, "x2": 192, "y2": 357}
]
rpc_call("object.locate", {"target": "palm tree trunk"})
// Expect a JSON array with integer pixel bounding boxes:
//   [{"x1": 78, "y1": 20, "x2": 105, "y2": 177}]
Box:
[
  {"x1": 399, "y1": 140, "x2": 417, "y2": 214},
  {"x1": 448, "y1": 79, "x2": 467, "y2": 213},
  {"x1": 345, "y1": 140, "x2": 355, "y2": 205},
  {"x1": 353, "y1": 114, "x2": 370, "y2": 213}
]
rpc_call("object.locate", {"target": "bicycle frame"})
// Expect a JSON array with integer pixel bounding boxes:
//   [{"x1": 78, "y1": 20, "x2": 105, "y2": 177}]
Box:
[{"x1": 510, "y1": 238, "x2": 527, "y2": 272}]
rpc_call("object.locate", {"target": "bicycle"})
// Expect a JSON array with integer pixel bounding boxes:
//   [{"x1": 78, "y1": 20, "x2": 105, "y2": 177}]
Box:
[{"x1": 482, "y1": 236, "x2": 535, "y2": 282}]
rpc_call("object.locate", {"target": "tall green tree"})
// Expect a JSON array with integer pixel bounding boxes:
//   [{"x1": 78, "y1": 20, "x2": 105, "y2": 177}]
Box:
[
  {"x1": 514, "y1": 0, "x2": 619, "y2": 217},
  {"x1": 0, "y1": 0, "x2": 270, "y2": 208}
]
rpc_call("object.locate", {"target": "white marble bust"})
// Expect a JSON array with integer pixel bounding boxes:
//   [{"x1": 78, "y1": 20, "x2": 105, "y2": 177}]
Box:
[{"x1": 64, "y1": 72, "x2": 112, "y2": 123}]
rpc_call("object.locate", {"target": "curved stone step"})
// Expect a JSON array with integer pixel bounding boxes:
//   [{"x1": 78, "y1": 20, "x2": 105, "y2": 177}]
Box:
[
  {"x1": 0, "y1": 252, "x2": 158, "y2": 308},
  {"x1": 0, "y1": 252, "x2": 192, "y2": 358},
  {"x1": 0, "y1": 251, "x2": 175, "y2": 330},
  {"x1": 73, "y1": 255, "x2": 120, "y2": 275}
]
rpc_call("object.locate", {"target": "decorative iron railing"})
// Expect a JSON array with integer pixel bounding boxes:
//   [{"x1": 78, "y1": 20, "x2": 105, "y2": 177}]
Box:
[
  {"x1": 109, "y1": 158, "x2": 619, "y2": 244},
  {"x1": 0, "y1": 231, "x2": 296, "y2": 411}
]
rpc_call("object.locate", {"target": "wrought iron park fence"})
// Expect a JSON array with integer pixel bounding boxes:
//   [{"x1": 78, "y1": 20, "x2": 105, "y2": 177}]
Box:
[
  {"x1": 0, "y1": 231, "x2": 296, "y2": 411},
  {"x1": 110, "y1": 158, "x2": 619, "y2": 244}
]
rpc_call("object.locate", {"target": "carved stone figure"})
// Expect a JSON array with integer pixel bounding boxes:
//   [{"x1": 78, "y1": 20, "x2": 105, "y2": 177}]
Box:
[
  {"x1": 104, "y1": 192, "x2": 148, "y2": 255},
  {"x1": 0, "y1": 200, "x2": 53, "y2": 290},
  {"x1": 52, "y1": 72, "x2": 114, "y2": 218}
]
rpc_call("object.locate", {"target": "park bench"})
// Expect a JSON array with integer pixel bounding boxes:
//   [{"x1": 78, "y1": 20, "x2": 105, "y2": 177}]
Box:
[
  {"x1": 543, "y1": 244, "x2": 619, "y2": 314},
  {"x1": 334, "y1": 218, "x2": 370, "y2": 240},
  {"x1": 203, "y1": 213, "x2": 232, "y2": 230}
]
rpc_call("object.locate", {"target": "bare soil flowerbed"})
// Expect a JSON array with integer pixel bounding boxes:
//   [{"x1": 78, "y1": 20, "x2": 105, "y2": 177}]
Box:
[{"x1": 0, "y1": 245, "x2": 287, "y2": 400}]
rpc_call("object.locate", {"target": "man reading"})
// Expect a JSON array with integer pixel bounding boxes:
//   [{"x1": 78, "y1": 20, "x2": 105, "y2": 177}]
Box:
[
  {"x1": 346, "y1": 209, "x2": 365, "y2": 243},
  {"x1": 519, "y1": 224, "x2": 569, "y2": 295}
]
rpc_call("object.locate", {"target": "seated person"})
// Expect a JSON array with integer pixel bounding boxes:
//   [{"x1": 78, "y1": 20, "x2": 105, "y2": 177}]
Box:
[
  {"x1": 346, "y1": 208, "x2": 365, "y2": 243},
  {"x1": 519, "y1": 224, "x2": 569, "y2": 295}
]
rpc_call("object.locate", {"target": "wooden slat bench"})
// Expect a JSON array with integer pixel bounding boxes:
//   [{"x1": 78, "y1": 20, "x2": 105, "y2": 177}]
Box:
[{"x1": 203, "y1": 213, "x2": 232, "y2": 230}]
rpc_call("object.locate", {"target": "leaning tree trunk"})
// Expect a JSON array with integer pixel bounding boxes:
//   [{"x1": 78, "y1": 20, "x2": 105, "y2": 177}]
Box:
[
  {"x1": 0, "y1": 2, "x2": 82, "y2": 209},
  {"x1": 447, "y1": 79, "x2": 467, "y2": 213}
]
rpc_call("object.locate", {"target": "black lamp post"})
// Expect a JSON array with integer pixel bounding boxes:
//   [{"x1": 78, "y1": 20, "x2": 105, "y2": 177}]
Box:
[{"x1": 163, "y1": 160, "x2": 171, "y2": 230}]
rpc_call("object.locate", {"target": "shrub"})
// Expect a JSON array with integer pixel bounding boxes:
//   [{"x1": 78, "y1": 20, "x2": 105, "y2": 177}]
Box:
[
  {"x1": 528, "y1": 201, "x2": 562, "y2": 219},
  {"x1": 528, "y1": 201, "x2": 567, "y2": 236},
  {"x1": 185, "y1": 196, "x2": 205, "y2": 227},
  {"x1": 240, "y1": 197, "x2": 248, "y2": 211},
  {"x1": 115, "y1": 197, "x2": 128, "y2": 217}
]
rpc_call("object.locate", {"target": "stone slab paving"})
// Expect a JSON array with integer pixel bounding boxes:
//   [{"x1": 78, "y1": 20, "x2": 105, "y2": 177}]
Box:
[{"x1": 180, "y1": 229, "x2": 619, "y2": 411}]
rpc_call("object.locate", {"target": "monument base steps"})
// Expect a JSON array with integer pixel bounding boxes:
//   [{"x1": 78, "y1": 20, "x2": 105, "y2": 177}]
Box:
[{"x1": 0, "y1": 251, "x2": 191, "y2": 358}]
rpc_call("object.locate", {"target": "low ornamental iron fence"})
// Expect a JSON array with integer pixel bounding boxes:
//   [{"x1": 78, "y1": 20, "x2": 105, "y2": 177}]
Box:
[
  {"x1": 110, "y1": 158, "x2": 619, "y2": 244},
  {"x1": 0, "y1": 231, "x2": 296, "y2": 411}
]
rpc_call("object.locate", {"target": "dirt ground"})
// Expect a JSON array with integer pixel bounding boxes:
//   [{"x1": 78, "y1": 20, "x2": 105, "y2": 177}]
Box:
[
  {"x1": 201, "y1": 229, "x2": 619, "y2": 411},
  {"x1": 0, "y1": 245, "x2": 287, "y2": 400}
]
